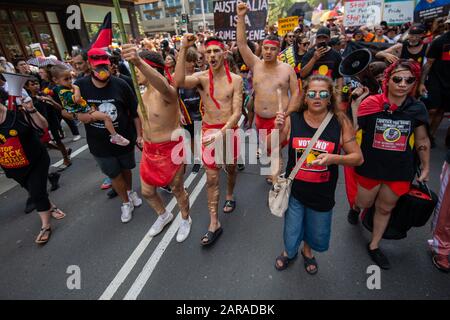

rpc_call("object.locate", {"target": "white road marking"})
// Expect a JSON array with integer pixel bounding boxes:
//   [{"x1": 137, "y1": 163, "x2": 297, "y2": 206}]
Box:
[
  {"x1": 123, "y1": 173, "x2": 207, "y2": 300},
  {"x1": 0, "y1": 143, "x2": 89, "y2": 196},
  {"x1": 99, "y1": 171, "x2": 199, "y2": 300}
]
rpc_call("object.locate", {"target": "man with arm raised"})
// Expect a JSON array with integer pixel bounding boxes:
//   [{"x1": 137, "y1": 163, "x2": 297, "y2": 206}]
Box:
[
  {"x1": 175, "y1": 35, "x2": 242, "y2": 246},
  {"x1": 236, "y1": 2, "x2": 300, "y2": 184}
]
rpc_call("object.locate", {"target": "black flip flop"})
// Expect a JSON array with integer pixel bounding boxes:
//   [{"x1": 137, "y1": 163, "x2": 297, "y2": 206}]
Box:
[
  {"x1": 223, "y1": 200, "x2": 236, "y2": 213},
  {"x1": 274, "y1": 253, "x2": 298, "y2": 271},
  {"x1": 301, "y1": 250, "x2": 318, "y2": 275},
  {"x1": 201, "y1": 227, "x2": 223, "y2": 246}
]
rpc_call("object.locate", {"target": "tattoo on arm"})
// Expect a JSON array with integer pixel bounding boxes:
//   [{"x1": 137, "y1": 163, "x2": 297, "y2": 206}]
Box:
[
  {"x1": 343, "y1": 136, "x2": 356, "y2": 144},
  {"x1": 417, "y1": 145, "x2": 428, "y2": 152}
]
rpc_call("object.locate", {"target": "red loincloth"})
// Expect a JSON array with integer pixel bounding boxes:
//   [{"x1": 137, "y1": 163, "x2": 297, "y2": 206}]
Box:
[{"x1": 201, "y1": 122, "x2": 239, "y2": 170}]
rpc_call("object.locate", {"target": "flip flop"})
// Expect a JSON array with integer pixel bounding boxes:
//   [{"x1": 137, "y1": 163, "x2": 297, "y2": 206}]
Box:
[
  {"x1": 35, "y1": 227, "x2": 52, "y2": 244},
  {"x1": 223, "y1": 200, "x2": 236, "y2": 213},
  {"x1": 201, "y1": 227, "x2": 223, "y2": 246},
  {"x1": 275, "y1": 253, "x2": 298, "y2": 271},
  {"x1": 51, "y1": 207, "x2": 66, "y2": 220}
]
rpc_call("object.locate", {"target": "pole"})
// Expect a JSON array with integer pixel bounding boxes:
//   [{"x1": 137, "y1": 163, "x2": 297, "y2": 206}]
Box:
[
  {"x1": 112, "y1": 0, "x2": 147, "y2": 120},
  {"x1": 200, "y1": 0, "x2": 206, "y2": 31}
]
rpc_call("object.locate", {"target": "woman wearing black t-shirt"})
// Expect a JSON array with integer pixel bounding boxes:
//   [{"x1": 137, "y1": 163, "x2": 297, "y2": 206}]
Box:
[
  {"x1": 0, "y1": 99, "x2": 65, "y2": 244},
  {"x1": 269, "y1": 75, "x2": 363, "y2": 275},
  {"x1": 355, "y1": 60, "x2": 430, "y2": 269}
]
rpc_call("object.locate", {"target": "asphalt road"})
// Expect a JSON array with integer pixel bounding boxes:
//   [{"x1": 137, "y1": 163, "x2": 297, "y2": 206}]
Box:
[{"x1": 0, "y1": 120, "x2": 449, "y2": 300}]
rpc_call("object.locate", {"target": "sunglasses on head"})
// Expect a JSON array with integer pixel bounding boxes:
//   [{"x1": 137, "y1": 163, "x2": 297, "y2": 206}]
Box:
[
  {"x1": 89, "y1": 54, "x2": 109, "y2": 60},
  {"x1": 391, "y1": 76, "x2": 416, "y2": 85},
  {"x1": 306, "y1": 90, "x2": 330, "y2": 99}
]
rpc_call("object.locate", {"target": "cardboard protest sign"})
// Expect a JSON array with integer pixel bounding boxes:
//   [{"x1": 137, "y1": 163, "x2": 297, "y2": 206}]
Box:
[
  {"x1": 29, "y1": 43, "x2": 45, "y2": 58},
  {"x1": 278, "y1": 16, "x2": 298, "y2": 36},
  {"x1": 383, "y1": 0, "x2": 415, "y2": 25},
  {"x1": 214, "y1": 0, "x2": 268, "y2": 41},
  {"x1": 344, "y1": 0, "x2": 382, "y2": 27}
]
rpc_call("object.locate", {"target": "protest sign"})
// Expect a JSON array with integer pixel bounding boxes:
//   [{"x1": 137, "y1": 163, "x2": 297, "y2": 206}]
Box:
[
  {"x1": 214, "y1": 0, "x2": 268, "y2": 41},
  {"x1": 278, "y1": 16, "x2": 298, "y2": 36},
  {"x1": 383, "y1": 0, "x2": 415, "y2": 25},
  {"x1": 344, "y1": 0, "x2": 383, "y2": 27},
  {"x1": 29, "y1": 43, "x2": 45, "y2": 58}
]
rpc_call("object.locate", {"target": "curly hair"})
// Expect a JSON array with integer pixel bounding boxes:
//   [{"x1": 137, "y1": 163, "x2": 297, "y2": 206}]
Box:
[{"x1": 382, "y1": 59, "x2": 421, "y2": 97}]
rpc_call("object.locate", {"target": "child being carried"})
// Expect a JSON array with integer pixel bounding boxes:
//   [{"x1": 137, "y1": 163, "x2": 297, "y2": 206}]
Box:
[{"x1": 51, "y1": 64, "x2": 129, "y2": 146}]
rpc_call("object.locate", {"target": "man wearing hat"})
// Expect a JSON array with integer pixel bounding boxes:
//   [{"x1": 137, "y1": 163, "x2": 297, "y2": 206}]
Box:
[
  {"x1": 300, "y1": 26, "x2": 343, "y2": 91},
  {"x1": 72, "y1": 48, "x2": 143, "y2": 223},
  {"x1": 376, "y1": 23, "x2": 428, "y2": 65}
]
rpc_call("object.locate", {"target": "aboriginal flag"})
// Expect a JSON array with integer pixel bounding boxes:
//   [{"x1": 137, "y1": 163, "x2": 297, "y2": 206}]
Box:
[{"x1": 90, "y1": 12, "x2": 112, "y2": 49}]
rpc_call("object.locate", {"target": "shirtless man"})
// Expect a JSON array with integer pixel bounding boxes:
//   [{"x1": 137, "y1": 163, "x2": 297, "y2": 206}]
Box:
[
  {"x1": 236, "y1": 2, "x2": 300, "y2": 184},
  {"x1": 175, "y1": 35, "x2": 242, "y2": 246},
  {"x1": 122, "y1": 45, "x2": 191, "y2": 243}
]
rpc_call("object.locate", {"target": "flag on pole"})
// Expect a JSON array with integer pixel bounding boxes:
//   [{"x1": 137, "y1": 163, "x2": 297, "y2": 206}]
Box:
[{"x1": 90, "y1": 12, "x2": 112, "y2": 49}]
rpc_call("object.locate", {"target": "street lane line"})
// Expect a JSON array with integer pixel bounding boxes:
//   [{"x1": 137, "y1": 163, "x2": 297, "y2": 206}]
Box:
[
  {"x1": 99, "y1": 171, "x2": 198, "y2": 300},
  {"x1": 51, "y1": 144, "x2": 89, "y2": 168},
  {"x1": 0, "y1": 143, "x2": 89, "y2": 196},
  {"x1": 123, "y1": 173, "x2": 207, "y2": 300}
]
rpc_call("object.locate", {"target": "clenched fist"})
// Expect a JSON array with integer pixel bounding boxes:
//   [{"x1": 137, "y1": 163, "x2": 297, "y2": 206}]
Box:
[{"x1": 237, "y1": 2, "x2": 249, "y2": 17}]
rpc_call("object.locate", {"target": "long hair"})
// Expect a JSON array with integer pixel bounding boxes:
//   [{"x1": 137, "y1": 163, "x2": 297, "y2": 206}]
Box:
[
  {"x1": 382, "y1": 59, "x2": 421, "y2": 97},
  {"x1": 299, "y1": 75, "x2": 350, "y2": 128}
]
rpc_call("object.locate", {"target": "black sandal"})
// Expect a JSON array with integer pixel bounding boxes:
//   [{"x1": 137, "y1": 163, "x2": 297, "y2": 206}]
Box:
[
  {"x1": 201, "y1": 227, "x2": 223, "y2": 246},
  {"x1": 223, "y1": 200, "x2": 236, "y2": 213},
  {"x1": 275, "y1": 253, "x2": 297, "y2": 271},
  {"x1": 301, "y1": 251, "x2": 318, "y2": 275}
]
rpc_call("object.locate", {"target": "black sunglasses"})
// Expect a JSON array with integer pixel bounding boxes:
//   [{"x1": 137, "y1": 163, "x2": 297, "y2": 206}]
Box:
[
  {"x1": 89, "y1": 54, "x2": 109, "y2": 60},
  {"x1": 391, "y1": 76, "x2": 416, "y2": 85}
]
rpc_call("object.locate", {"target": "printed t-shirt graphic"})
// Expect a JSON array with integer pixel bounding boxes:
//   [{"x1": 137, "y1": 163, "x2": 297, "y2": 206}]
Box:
[{"x1": 372, "y1": 118, "x2": 411, "y2": 152}]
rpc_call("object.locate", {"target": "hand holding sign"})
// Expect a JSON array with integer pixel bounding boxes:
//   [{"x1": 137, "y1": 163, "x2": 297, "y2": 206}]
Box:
[{"x1": 237, "y1": 1, "x2": 249, "y2": 17}]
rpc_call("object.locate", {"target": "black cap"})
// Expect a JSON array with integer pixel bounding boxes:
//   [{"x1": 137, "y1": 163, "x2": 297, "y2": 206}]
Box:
[
  {"x1": 409, "y1": 23, "x2": 425, "y2": 35},
  {"x1": 316, "y1": 27, "x2": 330, "y2": 38}
]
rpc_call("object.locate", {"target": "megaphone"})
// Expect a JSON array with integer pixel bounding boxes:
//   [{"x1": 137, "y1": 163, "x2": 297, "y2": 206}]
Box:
[
  {"x1": 339, "y1": 48, "x2": 381, "y2": 94},
  {"x1": 1, "y1": 72, "x2": 32, "y2": 110},
  {"x1": 339, "y1": 48, "x2": 372, "y2": 79}
]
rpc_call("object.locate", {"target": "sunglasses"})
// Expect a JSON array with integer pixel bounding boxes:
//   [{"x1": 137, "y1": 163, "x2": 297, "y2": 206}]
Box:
[
  {"x1": 306, "y1": 90, "x2": 330, "y2": 99},
  {"x1": 391, "y1": 76, "x2": 416, "y2": 85},
  {"x1": 89, "y1": 54, "x2": 109, "y2": 60},
  {"x1": 300, "y1": 42, "x2": 310, "y2": 46}
]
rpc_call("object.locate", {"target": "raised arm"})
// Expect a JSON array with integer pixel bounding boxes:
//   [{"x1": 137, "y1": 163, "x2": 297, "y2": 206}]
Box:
[
  {"x1": 122, "y1": 43, "x2": 177, "y2": 101},
  {"x1": 174, "y1": 34, "x2": 201, "y2": 89},
  {"x1": 236, "y1": 2, "x2": 258, "y2": 69}
]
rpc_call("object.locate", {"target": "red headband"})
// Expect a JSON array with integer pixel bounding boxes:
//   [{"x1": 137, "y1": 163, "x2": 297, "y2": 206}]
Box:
[
  {"x1": 263, "y1": 40, "x2": 280, "y2": 47},
  {"x1": 143, "y1": 58, "x2": 173, "y2": 84},
  {"x1": 205, "y1": 40, "x2": 225, "y2": 49}
]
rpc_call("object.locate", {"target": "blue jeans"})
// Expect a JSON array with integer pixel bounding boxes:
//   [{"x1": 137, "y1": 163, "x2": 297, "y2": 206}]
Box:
[{"x1": 283, "y1": 196, "x2": 333, "y2": 259}]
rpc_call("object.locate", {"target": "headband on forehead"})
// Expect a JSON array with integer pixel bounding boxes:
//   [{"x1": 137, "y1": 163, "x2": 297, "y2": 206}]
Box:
[
  {"x1": 205, "y1": 40, "x2": 225, "y2": 49},
  {"x1": 263, "y1": 40, "x2": 280, "y2": 47},
  {"x1": 143, "y1": 58, "x2": 173, "y2": 84}
]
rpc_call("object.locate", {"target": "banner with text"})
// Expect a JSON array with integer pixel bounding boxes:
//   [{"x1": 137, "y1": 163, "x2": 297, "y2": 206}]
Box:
[
  {"x1": 384, "y1": 0, "x2": 415, "y2": 25},
  {"x1": 344, "y1": 0, "x2": 383, "y2": 27},
  {"x1": 213, "y1": 0, "x2": 268, "y2": 41},
  {"x1": 278, "y1": 16, "x2": 298, "y2": 36}
]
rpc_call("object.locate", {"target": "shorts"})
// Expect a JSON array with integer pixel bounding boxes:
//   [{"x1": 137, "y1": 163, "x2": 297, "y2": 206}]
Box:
[
  {"x1": 356, "y1": 174, "x2": 411, "y2": 197},
  {"x1": 255, "y1": 114, "x2": 289, "y2": 150},
  {"x1": 425, "y1": 78, "x2": 450, "y2": 112},
  {"x1": 94, "y1": 151, "x2": 136, "y2": 179}
]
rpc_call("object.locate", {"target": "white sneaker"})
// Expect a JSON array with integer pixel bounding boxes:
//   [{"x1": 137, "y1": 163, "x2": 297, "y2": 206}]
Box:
[
  {"x1": 149, "y1": 212, "x2": 174, "y2": 237},
  {"x1": 121, "y1": 203, "x2": 133, "y2": 223},
  {"x1": 72, "y1": 135, "x2": 81, "y2": 142},
  {"x1": 176, "y1": 217, "x2": 192, "y2": 243},
  {"x1": 127, "y1": 191, "x2": 142, "y2": 207}
]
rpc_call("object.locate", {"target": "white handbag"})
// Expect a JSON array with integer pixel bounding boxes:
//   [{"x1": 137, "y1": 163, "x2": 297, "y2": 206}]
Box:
[{"x1": 268, "y1": 112, "x2": 334, "y2": 217}]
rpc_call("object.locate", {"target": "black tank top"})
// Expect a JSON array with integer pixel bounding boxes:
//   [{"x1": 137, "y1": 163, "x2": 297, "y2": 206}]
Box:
[
  {"x1": 179, "y1": 87, "x2": 202, "y2": 124},
  {"x1": 286, "y1": 112, "x2": 341, "y2": 212},
  {"x1": 400, "y1": 42, "x2": 427, "y2": 65},
  {"x1": 0, "y1": 111, "x2": 45, "y2": 179}
]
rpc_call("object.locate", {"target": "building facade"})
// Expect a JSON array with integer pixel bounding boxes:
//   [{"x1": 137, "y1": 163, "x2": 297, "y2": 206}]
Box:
[
  {"x1": 138, "y1": 0, "x2": 215, "y2": 35},
  {"x1": 0, "y1": 0, "x2": 139, "y2": 62}
]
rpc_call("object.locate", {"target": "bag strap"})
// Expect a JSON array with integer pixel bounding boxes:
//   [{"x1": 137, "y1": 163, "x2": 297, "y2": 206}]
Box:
[{"x1": 288, "y1": 112, "x2": 334, "y2": 181}]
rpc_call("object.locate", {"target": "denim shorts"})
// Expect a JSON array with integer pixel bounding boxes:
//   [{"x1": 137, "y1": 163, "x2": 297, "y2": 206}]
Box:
[
  {"x1": 283, "y1": 195, "x2": 333, "y2": 258},
  {"x1": 93, "y1": 151, "x2": 136, "y2": 179}
]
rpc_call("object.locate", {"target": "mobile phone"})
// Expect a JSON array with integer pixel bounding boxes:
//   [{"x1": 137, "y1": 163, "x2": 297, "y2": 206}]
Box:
[{"x1": 317, "y1": 42, "x2": 327, "y2": 49}]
